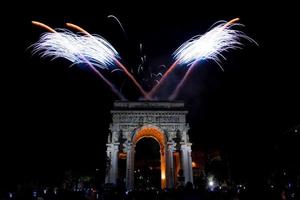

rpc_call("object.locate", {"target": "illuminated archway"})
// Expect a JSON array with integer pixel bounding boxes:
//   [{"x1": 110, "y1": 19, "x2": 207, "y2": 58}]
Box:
[
  {"x1": 132, "y1": 126, "x2": 167, "y2": 189},
  {"x1": 105, "y1": 101, "x2": 194, "y2": 191}
]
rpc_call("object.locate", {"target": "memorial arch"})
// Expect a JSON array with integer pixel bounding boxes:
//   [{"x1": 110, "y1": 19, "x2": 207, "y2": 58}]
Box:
[{"x1": 105, "y1": 101, "x2": 193, "y2": 190}]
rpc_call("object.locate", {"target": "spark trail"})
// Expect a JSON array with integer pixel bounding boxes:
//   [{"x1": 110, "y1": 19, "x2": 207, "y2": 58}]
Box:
[{"x1": 107, "y1": 15, "x2": 128, "y2": 40}]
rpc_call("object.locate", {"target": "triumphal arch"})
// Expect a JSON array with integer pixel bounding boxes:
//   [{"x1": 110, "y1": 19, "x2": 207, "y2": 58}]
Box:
[{"x1": 105, "y1": 101, "x2": 193, "y2": 190}]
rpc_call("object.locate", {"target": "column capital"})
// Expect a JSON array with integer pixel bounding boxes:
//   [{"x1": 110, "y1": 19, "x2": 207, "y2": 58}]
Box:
[
  {"x1": 123, "y1": 142, "x2": 135, "y2": 154},
  {"x1": 167, "y1": 142, "x2": 176, "y2": 152},
  {"x1": 106, "y1": 143, "x2": 120, "y2": 150},
  {"x1": 180, "y1": 144, "x2": 192, "y2": 153}
]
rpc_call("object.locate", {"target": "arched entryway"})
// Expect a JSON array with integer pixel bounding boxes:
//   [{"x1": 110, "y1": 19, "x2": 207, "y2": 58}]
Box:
[
  {"x1": 131, "y1": 126, "x2": 167, "y2": 189},
  {"x1": 134, "y1": 137, "x2": 161, "y2": 189}
]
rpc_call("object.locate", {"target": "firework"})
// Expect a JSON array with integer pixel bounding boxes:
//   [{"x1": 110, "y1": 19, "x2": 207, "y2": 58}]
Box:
[
  {"x1": 31, "y1": 21, "x2": 125, "y2": 100},
  {"x1": 66, "y1": 23, "x2": 150, "y2": 100},
  {"x1": 149, "y1": 18, "x2": 256, "y2": 98},
  {"x1": 32, "y1": 21, "x2": 56, "y2": 33},
  {"x1": 107, "y1": 15, "x2": 128, "y2": 39},
  {"x1": 32, "y1": 30, "x2": 120, "y2": 68},
  {"x1": 31, "y1": 18, "x2": 256, "y2": 101},
  {"x1": 169, "y1": 18, "x2": 257, "y2": 100},
  {"x1": 172, "y1": 18, "x2": 250, "y2": 68}
]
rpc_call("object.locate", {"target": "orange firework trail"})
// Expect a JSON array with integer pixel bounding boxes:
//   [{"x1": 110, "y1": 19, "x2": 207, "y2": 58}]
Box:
[
  {"x1": 66, "y1": 23, "x2": 150, "y2": 100},
  {"x1": 32, "y1": 21, "x2": 126, "y2": 100},
  {"x1": 65, "y1": 23, "x2": 91, "y2": 36},
  {"x1": 76, "y1": 57, "x2": 126, "y2": 100},
  {"x1": 32, "y1": 21, "x2": 56, "y2": 33},
  {"x1": 224, "y1": 18, "x2": 240, "y2": 28},
  {"x1": 114, "y1": 59, "x2": 150, "y2": 99}
]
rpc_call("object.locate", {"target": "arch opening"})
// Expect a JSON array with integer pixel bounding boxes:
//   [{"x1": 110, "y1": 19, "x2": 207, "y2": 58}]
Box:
[
  {"x1": 133, "y1": 126, "x2": 167, "y2": 189},
  {"x1": 135, "y1": 137, "x2": 161, "y2": 189}
]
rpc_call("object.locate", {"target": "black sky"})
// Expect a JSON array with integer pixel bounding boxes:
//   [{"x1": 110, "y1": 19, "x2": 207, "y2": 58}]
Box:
[{"x1": 1, "y1": 0, "x2": 299, "y2": 191}]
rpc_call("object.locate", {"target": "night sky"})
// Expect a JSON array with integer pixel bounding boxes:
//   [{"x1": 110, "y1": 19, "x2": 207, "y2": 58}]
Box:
[{"x1": 1, "y1": 0, "x2": 299, "y2": 191}]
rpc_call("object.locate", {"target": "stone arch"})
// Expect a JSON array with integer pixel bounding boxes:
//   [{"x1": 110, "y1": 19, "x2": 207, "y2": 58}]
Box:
[
  {"x1": 105, "y1": 101, "x2": 193, "y2": 191},
  {"x1": 132, "y1": 125, "x2": 166, "y2": 148}
]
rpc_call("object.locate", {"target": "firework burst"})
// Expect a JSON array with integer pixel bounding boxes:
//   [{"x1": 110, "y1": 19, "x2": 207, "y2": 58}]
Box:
[
  {"x1": 31, "y1": 22, "x2": 125, "y2": 100},
  {"x1": 173, "y1": 18, "x2": 256, "y2": 69},
  {"x1": 149, "y1": 18, "x2": 257, "y2": 98},
  {"x1": 32, "y1": 29, "x2": 120, "y2": 69},
  {"x1": 30, "y1": 18, "x2": 256, "y2": 101},
  {"x1": 169, "y1": 18, "x2": 257, "y2": 100}
]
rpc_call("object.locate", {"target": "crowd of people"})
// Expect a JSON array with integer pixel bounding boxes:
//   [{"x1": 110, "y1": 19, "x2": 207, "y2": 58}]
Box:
[{"x1": 2, "y1": 181, "x2": 299, "y2": 200}]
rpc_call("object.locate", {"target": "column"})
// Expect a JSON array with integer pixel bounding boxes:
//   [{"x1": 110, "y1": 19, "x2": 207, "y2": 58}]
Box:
[
  {"x1": 125, "y1": 144, "x2": 135, "y2": 191},
  {"x1": 166, "y1": 142, "x2": 175, "y2": 188},
  {"x1": 180, "y1": 143, "x2": 193, "y2": 184},
  {"x1": 105, "y1": 143, "x2": 119, "y2": 185},
  {"x1": 187, "y1": 144, "x2": 193, "y2": 184}
]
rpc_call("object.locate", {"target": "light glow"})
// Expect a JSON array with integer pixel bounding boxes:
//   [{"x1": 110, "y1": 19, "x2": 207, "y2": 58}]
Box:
[
  {"x1": 192, "y1": 161, "x2": 196, "y2": 168},
  {"x1": 161, "y1": 172, "x2": 166, "y2": 180}
]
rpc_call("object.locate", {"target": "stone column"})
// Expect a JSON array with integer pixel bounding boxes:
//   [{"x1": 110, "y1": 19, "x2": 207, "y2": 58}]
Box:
[
  {"x1": 166, "y1": 142, "x2": 175, "y2": 188},
  {"x1": 187, "y1": 144, "x2": 193, "y2": 184},
  {"x1": 125, "y1": 143, "x2": 135, "y2": 191},
  {"x1": 105, "y1": 143, "x2": 119, "y2": 185},
  {"x1": 180, "y1": 143, "x2": 193, "y2": 184}
]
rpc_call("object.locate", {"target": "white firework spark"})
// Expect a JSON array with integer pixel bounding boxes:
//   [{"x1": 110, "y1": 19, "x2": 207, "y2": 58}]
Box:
[
  {"x1": 31, "y1": 29, "x2": 120, "y2": 69},
  {"x1": 173, "y1": 20, "x2": 257, "y2": 69}
]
